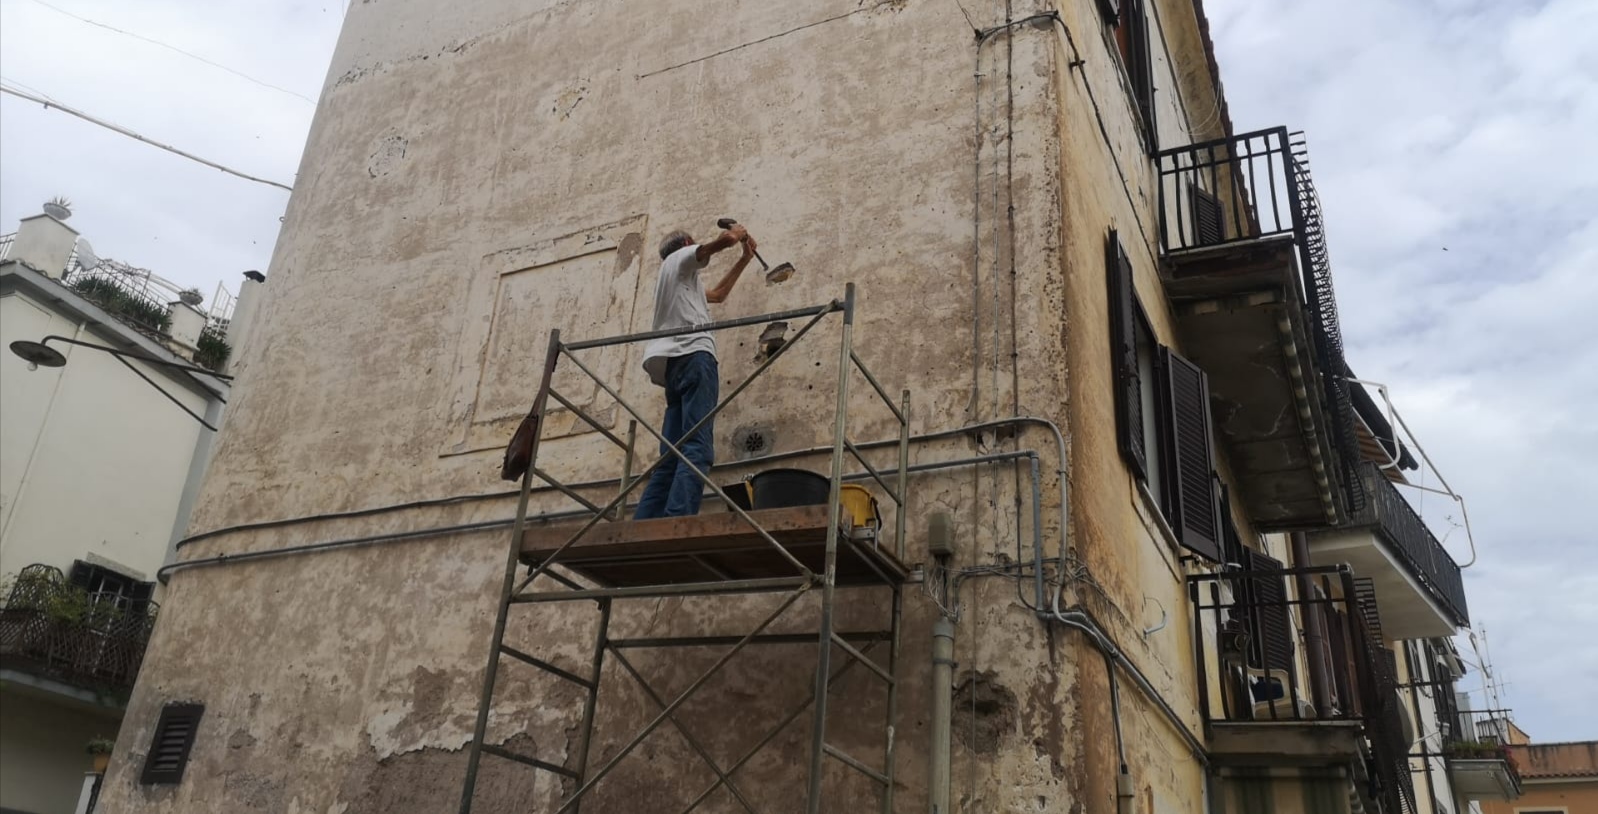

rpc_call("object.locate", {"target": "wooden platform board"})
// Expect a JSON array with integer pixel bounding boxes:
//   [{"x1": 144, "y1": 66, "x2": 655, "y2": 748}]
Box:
[{"x1": 519, "y1": 505, "x2": 908, "y2": 588}]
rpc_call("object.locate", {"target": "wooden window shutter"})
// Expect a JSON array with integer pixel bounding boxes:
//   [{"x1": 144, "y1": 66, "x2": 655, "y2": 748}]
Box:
[
  {"x1": 140, "y1": 703, "x2": 204, "y2": 785},
  {"x1": 1106, "y1": 230, "x2": 1147, "y2": 480},
  {"x1": 1121, "y1": 0, "x2": 1157, "y2": 149},
  {"x1": 1160, "y1": 347, "x2": 1221, "y2": 560},
  {"x1": 1244, "y1": 549, "x2": 1295, "y2": 672},
  {"x1": 1192, "y1": 187, "x2": 1224, "y2": 245}
]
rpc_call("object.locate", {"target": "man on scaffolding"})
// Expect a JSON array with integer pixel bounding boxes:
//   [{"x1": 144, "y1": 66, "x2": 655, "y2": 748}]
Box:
[{"x1": 635, "y1": 224, "x2": 757, "y2": 518}]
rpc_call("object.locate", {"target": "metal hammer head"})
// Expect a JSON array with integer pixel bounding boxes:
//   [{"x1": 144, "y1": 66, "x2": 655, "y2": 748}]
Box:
[
  {"x1": 716, "y1": 217, "x2": 738, "y2": 230},
  {"x1": 765, "y1": 262, "x2": 796, "y2": 284}
]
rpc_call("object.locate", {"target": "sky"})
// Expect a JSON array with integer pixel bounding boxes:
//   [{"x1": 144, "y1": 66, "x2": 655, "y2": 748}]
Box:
[
  {"x1": 0, "y1": 0, "x2": 341, "y2": 307},
  {"x1": 2, "y1": 0, "x2": 1593, "y2": 741},
  {"x1": 1205, "y1": 0, "x2": 1598, "y2": 740}
]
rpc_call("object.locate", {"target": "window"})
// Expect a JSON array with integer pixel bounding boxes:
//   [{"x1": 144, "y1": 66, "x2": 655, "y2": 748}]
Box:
[
  {"x1": 140, "y1": 703, "x2": 204, "y2": 785},
  {"x1": 1102, "y1": 0, "x2": 1157, "y2": 149},
  {"x1": 1107, "y1": 230, "x2": 1220, "y2": 560},
  {"x1": 69, "y1": 560, "x2": 154, "y2": 614}
]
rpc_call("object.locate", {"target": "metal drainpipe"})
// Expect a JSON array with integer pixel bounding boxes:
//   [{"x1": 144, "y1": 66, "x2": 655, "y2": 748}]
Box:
[
  {"x1": 1291, "y1": 531, "x2": 1332, "y2": 715},
  {"x1": 929, "y1": 615, "x2": 956, "y2": 814}
]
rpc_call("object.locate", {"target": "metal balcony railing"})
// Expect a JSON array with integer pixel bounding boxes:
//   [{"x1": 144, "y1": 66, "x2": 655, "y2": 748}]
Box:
[
  {"x1": 1190, "y1": 565, "x2": 1415, "y2": 814},
  {"x1": 0, "y1": 564, "x2": 157, "y2": 694},
  {"x1": 1347, "y1": 462, "x2": 1469, "y2": 626},
  {"x1": 1156, "y1": 127, "x2": 1365, "y2": 516}
]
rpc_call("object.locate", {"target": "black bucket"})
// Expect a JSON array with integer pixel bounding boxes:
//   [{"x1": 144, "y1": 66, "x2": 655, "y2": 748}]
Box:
[{"x1": 750, "y1": 468, "x2": 830, "y2": 509}]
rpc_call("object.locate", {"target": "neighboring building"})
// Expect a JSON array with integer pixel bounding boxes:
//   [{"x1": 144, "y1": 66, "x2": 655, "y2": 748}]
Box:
[
  {"x1": 0, "y1": 208, "x2": 253, "y2": 814},
  {"x1": 1483, "y1": 741, "x2": 1598, "y2": 814},
  {"x1": 96, "y1": 3, "x2": 1496, "y2": 814}
]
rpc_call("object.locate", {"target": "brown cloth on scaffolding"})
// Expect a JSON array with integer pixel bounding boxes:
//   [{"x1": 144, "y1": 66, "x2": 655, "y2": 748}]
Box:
[{"x1": 500, "y1": 410, "x2": 539, "y2": 481}]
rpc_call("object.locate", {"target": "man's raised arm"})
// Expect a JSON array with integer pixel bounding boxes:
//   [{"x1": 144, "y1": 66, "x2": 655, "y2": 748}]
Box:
[{"x1": 695, "y1": 224, "x2": 747, "y2": 264}]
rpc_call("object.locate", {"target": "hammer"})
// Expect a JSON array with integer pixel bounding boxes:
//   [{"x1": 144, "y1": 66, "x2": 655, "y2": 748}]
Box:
[{"x1": 716, "y1": 218, "x2": 796, "y2": 283}]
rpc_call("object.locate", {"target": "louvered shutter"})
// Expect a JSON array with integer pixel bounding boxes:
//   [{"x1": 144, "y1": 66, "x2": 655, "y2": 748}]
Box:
[
  {"x1": 141, "y1": 703, "x2": 204, "y2": 785},
  {"x1": 1123, "y1": 0, "x2": 1157, "y2": 148},
  {"x1": 1244, "y1": 550, "x2": 1296, "y2": 672},
  {"x1": 1106, "y1": 230, "x2": 1147, "y2": 480},
  {"x1": 1161, "y1": 348, "x2": 1221, "y2": 560},
  {"x1": 1192, "y1": 187, "x2": 1224, "y2": 245}
]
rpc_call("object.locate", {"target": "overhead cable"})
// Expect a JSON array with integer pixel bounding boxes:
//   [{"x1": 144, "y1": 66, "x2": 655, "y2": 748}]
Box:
[
  {"x1": 25, "y1": 0, "x2": 317, "y2": 105},
  {"x1": 0, "y1": 84, "x2": 294, "y2": 192}
]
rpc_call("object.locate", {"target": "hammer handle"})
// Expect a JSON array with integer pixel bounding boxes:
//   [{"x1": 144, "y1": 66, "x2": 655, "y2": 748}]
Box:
[{"x1": 715, "y1": 218, "x2": 769, "y2": 270}]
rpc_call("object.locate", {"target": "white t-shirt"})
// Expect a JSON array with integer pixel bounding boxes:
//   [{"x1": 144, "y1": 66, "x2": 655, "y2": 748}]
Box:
[{"x1": 642, "y1": 244, "x2": 716, "y2": 387}]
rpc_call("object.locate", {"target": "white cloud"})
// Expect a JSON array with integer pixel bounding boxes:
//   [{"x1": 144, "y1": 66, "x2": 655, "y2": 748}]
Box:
[{"x1": 1208, "y1": 0, "x2": 1598, "y2": 740}]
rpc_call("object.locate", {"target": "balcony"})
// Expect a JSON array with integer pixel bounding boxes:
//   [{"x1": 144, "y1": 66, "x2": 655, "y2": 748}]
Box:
[
  {"x1": 1307, "y1": 462, "x2": 1468, "y2": 639},
  {"x1": 1155, "y1": 127, "x2": 1363, "y2": 531},
  {"x1": 0, "y1": 564, "x2": 157, "y2": 697},
  {"x1": 1439, "y1": 711, "x2": 1524, "y2": 802},
  {"x1": 1189, "y1": 565, "x2": 1415, "y2": 814}
]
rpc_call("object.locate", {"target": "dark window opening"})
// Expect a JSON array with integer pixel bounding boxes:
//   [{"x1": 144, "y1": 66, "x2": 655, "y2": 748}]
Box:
[
  {"x1": 1109, "y1": 0, "x2": 1157, "y2": 150},
  {"x1": 69, "y1": 560, "x2": 154, "y2": 614},
  {"x1": 140, "y1": 703, "x2": 204, "y2": 785},
  {"x1": 1107, "y1": 229, "x2": 1220, "y2": 560}
]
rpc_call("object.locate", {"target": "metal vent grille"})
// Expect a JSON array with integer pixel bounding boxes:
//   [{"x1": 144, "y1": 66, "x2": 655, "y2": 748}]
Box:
[{"x1": 140, "y1": 703, "x2": 204, "y2": 785}]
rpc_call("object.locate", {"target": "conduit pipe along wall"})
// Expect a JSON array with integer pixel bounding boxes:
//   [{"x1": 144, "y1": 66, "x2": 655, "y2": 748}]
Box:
[
  {"x1": 929, "y1": 617, "x2": 956, "y2": 814},
  {"x1": 1292, "y1": 531, "x2": 1332, "y2": 713}
]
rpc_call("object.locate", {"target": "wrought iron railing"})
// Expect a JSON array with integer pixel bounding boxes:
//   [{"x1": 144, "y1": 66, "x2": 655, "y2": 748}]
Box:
[
  {"x1": 0, "y1": 564, "x2": 157, "y2": 693},
  {"x1": 1190, "y1": 565, "x2": 1415, "y2": 814},
  {"x1": 1156, "y1": 127, "x2": 1366, "y2": 516},
  {"x1": 1346, "y1": 462, "x2": 1469, "y2": 626},
  {"x1": 1191, "y1": 565, "x2": 1367, "y2": 724}
]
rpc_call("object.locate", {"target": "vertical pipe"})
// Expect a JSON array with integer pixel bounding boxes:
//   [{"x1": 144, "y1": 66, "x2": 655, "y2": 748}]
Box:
[
  {"x1": 569, "y1": 598, "x2": 611, "y2": 814},
  {"x1": 1291, "y1": 532, "x2": 1332, "y2": 717},
  {"x1": 1029, "y1": 454, "x2": 1045, "y2": 610},
  {"x1": 806, "y1": 284, "x2": 855, "y2": 814},
  {"x1": 929, "y1": 617, "x2": 956, "y2": 814},
  {"x1": 459, "y1": 329, "x2": 562, "y2": 814},
  {"x1": 896, "y1": 390, "x2": 911, "y2": 561},
  {"x1": 880, "y1": 586, "x2": 903, "y2": 814}
]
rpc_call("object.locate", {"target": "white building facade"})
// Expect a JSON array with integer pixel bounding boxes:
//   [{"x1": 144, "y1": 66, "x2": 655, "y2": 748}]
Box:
[{"x1": 0, "y1": 209, "x2": 249, "y2": 814}]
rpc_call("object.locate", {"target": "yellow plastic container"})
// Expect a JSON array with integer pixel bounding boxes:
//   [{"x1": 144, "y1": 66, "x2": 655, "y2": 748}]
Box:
[{"x1": 838, "y1": 484, "x2": 881, "y2": 533}]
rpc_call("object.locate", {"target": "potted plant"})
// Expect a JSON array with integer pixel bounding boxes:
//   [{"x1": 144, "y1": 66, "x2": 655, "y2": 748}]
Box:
[{"x1": 86, "y1": 737, "x2": 115, "y2": 773}]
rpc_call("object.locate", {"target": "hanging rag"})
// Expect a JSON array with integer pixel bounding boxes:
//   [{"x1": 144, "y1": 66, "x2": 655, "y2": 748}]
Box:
[{"x1": 500, "y1": 409, "x2": 540, "y2": 481}]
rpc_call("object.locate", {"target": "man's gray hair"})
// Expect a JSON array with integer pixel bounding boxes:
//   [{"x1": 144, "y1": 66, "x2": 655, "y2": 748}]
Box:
[{"x1": 659, "y1": 230, "x2": 693, "y2": 260}]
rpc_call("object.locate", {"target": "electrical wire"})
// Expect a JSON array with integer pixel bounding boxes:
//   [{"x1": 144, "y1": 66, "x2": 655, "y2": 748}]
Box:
[
  {"x1": 948, "y1": 0, "x2": 979, "y2": 34},
  {"x1": 0, "y1": 84, "x2": 294, "y2": 192},
  {"x1": 24, "y1": 0, "x2": 317, "y2": 105}
]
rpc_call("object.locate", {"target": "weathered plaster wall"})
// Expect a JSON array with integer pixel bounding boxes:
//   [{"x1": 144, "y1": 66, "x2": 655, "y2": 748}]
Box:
[{"x1": 101, "y1": 1, "x2": 1233, "y2": 812}]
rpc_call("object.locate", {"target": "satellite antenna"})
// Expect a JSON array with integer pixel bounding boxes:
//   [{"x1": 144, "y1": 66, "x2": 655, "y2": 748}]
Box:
[{"x1": 74, "y1": 239, "x2": 100, "y2": 273}]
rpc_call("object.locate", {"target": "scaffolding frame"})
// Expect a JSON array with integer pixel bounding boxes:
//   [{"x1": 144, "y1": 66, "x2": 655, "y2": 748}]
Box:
[{"x1": 459, "y1": 284, "x2": 910, "y2": 814}]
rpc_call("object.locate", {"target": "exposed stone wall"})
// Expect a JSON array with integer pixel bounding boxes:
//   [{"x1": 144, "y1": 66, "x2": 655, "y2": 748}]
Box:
[{"x1": 100, "y1": 1, "x2": 1234, "y2": 812}]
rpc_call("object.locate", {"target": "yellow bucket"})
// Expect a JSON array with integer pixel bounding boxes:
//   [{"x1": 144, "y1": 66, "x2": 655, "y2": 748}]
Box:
[{"x1": 838, "y1": 484, "x2": 881, "y2": 533}]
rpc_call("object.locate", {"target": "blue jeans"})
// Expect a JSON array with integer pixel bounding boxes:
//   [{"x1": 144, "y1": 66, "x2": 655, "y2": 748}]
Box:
[{"x1": 635, "y1": 352, "x2": 718, "y2": 518}]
